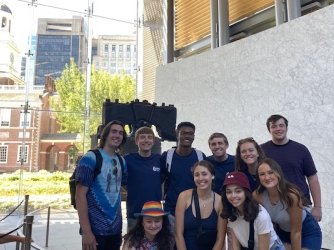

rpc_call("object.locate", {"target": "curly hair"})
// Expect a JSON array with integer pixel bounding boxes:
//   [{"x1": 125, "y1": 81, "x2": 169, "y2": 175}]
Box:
[
  {"x1": 255, "y1": 158, "x2": 307, "y2": 209},
  {"x1": 123, "y1": 216, "x2": 174, "y2": 250},
  {"x1": 220, "y1": 186, "x2": 259, "y2": 222},
  {"x1": 235, "y1": 137, "x2": 266, "y2": 173}
]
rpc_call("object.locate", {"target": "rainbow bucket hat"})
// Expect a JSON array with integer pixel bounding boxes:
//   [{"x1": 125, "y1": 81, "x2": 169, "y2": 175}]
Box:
[{"x1": 134, "y1": 201, "x2": 169, "y2": 217}]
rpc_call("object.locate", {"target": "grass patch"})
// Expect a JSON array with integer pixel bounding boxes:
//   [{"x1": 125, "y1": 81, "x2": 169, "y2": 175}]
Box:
[{"x1": 0, "y1": 170, "x2": 72, "y2": 213}]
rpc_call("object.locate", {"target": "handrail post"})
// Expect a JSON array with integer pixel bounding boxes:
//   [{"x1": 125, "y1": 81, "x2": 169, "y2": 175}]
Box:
[
  {"x1": 23, "y1": 195, "x2": 29, "y2": 216},
  {"x1": 17, "y1": 195, "x2": 29, "y2": 250},
  {"x1": 45, "y1": 207, "x2": 51, "y2": 247},
  {"x1": 23, "y1": 215, "x2": 34, "y2": 250}
]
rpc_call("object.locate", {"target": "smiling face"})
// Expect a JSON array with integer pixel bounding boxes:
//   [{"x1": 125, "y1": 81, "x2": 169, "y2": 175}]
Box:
[
  {"x1": 209, "y1": 137, "x2": 228, "y2": 160},
  {"x1": 105, "y1": 124, "x2": 124, "y2": 149},
  {"x1": 193, "y1": 165, "x2": 214, "y2": 190},
  {"x1": 240, "y1": 142, "x2": 259, "y2": 166},
  {"x1": 136, "y1": 133, "x2": 154, "y2": 153},
  {"x1": 257, "y1": 163, "x2": 279, "y2": 189},
  {"x1": 269, "y1": 118, "x2": 288, "y2": 144},
  {"x1": 177, "y1": 126, "x2": 195, "y2": 148},
  {"x1": 225, "y1": 184, "x2": 246, "y2": 211},
  {"x1": 142, "y1": 216, "x2": 163, "y2": 240}
]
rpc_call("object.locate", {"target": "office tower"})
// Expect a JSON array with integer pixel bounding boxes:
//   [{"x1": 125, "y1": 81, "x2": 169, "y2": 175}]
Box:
[
  {"x1": 92, "y1": 35, "x2": 136, "y2": 77},
  {"x1": 34, "y1": 16, "x2": 87, "y2": 85}
]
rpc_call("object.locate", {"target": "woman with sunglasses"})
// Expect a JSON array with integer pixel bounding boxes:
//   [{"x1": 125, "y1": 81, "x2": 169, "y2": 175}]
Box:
[
  {"x1": 254, "y1": 158, "x2": 322, "y2": 250},
  {"x1": 122, "y1": 201, "x2": 174, "y2": 250},
  {"x1": 221, "y1": 171, "x2": 284, "y2": 250},
  {"x1": 235, "y1": 137, "x2": 266, "y2": 191}
]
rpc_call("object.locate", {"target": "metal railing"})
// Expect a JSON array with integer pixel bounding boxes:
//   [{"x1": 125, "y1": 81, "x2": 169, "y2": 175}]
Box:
[{"x1": 0, "y1": 195, "x2": 33, "y2": 250}]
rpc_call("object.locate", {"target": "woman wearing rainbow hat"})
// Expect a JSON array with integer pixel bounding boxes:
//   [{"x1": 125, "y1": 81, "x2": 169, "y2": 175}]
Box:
[{"x1": 122, "y1": 201, "x2": 174, "y2": 250}]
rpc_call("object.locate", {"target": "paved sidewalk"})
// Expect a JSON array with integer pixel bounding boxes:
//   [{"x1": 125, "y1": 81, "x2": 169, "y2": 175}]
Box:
[{"x1": 0, "y1": 203, "x2": 127, "y2": 250}]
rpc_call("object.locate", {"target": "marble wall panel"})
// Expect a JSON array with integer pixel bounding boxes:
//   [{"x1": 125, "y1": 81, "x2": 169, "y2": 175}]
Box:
[{"x1": 156, "y1": 5, "x2": 334, "y2": 247}]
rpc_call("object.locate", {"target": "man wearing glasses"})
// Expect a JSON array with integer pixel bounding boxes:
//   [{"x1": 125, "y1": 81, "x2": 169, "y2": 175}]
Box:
[
  {"x1": 161, "y1": 122, "x2": 205, "y2": 230},
  {"x1": 75, "y1": 120, "x2": 127, "y2": 250}
]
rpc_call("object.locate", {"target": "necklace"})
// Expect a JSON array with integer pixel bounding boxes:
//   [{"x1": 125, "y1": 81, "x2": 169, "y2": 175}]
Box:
[{"x1": 199, "y1": 192, "x2": 213, "y2": 208}]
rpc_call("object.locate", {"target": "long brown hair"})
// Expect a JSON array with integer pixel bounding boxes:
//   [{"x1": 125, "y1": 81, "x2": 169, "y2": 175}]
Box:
[
  {"x1": 98, "y1": 120, "x2": 127, "y2": 149},
  {"x1": 235, "y1": 137, "x2": 266, "y2": 172},
  {"x1": 123, "y1": 216, "x2": 174, "y2": 250},
  {"x1": 255, "y1": 158, "x2": 306, "y2": 209}
]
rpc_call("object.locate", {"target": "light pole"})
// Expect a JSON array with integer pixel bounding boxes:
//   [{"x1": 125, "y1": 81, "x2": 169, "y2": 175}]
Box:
[{"x1": 83, "y1": 0, "x2": 94, "y2": 153}]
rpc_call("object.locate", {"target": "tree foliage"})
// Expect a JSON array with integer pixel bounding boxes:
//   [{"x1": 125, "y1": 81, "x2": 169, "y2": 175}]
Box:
[{"x1": 50, "y1": 59, "x2": 135, "y2": 146}]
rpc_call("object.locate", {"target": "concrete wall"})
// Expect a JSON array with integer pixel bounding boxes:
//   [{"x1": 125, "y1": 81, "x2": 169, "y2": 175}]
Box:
[{"x1": 155, "y1": 5, "x2": 334, "y2": 248}]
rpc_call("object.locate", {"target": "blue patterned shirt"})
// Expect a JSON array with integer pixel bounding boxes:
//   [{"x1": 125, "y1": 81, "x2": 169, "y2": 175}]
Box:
[{"x1": 75, "y1": 149, "x2": 126, "y2": 235}]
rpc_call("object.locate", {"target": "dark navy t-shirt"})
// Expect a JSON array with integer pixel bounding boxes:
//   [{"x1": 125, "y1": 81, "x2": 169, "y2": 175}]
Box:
[
  {"x1": 125, "y1": 153, "x2": 162, "y2": 219},
  {"x1": 206, "y1": 154, "x2": 235, "y2": 194},
  {"x1": 261, "y1": 140, "x2": 317, "y2": 204},
  {"x1": 161, "y1": 149, "x2": 205, "y2": 215}
]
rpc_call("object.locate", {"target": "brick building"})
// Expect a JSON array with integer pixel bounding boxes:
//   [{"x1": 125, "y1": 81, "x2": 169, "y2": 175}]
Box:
[{"x1": 0, "y1": 78, "x2": 81, "y2": 173}]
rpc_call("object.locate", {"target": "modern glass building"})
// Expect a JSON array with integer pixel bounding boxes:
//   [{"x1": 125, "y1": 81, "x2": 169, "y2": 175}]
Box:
[{"x1": 34, "y1": 16, "x2": 87, "y2": 85}]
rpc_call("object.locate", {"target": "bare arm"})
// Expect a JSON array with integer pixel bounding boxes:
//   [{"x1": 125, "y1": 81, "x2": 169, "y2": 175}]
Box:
[
  {"x1": 76, "y1": 183, "x2": 97, "y2": 250},
  {"x1": 258, "y1": 233, "x2": 270, "y2": 250},
  {"x1": 213, "y1": 194, "x2": 227, "y2": 250},
  {"x1": 0, "y1": 234, "x2": 26, "y2": 244},
  {"x1": 288, "y1": 193, "x2": 303, "y2": 250},
  {"x1": 175, "y1": 191, "x2": 188, "y2": 250},
  {"x1": 230, "y1": 229, "x2": 241, "y2": 250},
  {"x1": 252, "y1": 191, "x2": 261, "y2": 204},
  {"x1": 307, "y1": 174, "x2": 322, "y2": 221}
]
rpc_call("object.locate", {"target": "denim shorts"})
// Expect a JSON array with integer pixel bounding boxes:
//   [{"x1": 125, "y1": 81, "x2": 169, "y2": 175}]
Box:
[
  {"x1": 275, "y1": 211, "x2": 322, "y2": 249},
  {"x1": 270, "y1": 238, "x2": 285, "y2": 250}
]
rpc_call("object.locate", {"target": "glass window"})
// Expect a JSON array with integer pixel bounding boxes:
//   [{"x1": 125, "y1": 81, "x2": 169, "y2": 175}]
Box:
[
  {"x1": 20, "y1": 111, "x2": 31, "y2": 127},
  {"x1": 0, "y1": 146, "x2": 8, "y2": 163},
  {"x1": 119, "y1": 45, "x2": 123, "y2": 52},
  {"x1": 18, "y1": 132, "x2": 31, "y2": 138},
  {"x1": 112, "y1": 45, "x2": 116, "y2": 52},
  {"x1": 17, "y1": 145, "x2": 29, "y2": 164},
  {"x1": 126, "y1": 45, "x2": 131, "y2": 52},
  {"x1": 0, "y1": 109, "x2": 11, "y2": 127},
  {"x1": 2, "y1": 17, "x2": 7, "y2": 28},
  {"x1": 134, "y1": 45, "x2": 136, "y2": 52},
  {"x1": 104, "y1": 44, "x2": 109, "y2": 53}
]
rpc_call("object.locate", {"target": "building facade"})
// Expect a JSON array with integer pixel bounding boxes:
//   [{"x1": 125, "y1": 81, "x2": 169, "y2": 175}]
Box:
[
  {"x1": 34, "y1": 16, "x2": 87, "y2": 85},
  {"x1": 0, "y1": 83, "x2": 81, "y2": 173},
  {"x1": 155, "y1": 3, "x2": 334, "y2": 248},
  {"x1": 92, "y1": 35, "x2": 136, "y2": 77},
  {"x1": 0, "y1": 3, "x2": 23, "y2": 85}
]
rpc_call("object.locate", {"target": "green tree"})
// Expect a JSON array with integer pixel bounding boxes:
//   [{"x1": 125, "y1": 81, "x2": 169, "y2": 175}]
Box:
[{"x1": 50, "y1": 59, "x2": 135, "y2": 148}]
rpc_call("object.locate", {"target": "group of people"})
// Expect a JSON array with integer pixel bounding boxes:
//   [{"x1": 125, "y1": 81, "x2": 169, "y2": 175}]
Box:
[{"x1": 74, "y1": 114, "x2": 322, "y2": 250}]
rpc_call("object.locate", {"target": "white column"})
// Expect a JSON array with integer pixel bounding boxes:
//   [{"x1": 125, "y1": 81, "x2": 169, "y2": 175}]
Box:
[
  {"x1": 210, "y1": 0, "x2": 218, "y2": 49},
  {"x1": 275, "y1": 0, "x2": 286, "y2": 25},
  {"x1": 287, "y1": 0, "x2": 301, "y2": 21},
  {"x1": 218, "y1": 0, "x2": 229, "y2": 46}
]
